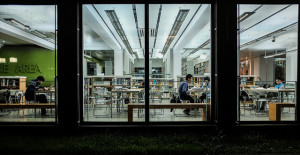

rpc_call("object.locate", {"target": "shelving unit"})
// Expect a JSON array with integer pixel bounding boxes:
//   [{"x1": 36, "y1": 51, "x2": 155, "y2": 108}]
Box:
[
  {"x1": 150, "y1": 78, "x2": 174, "y2": 98},
  {"x1": 182, "y1": 61, "x2": 194, "y2": 75},
  {"x1": 0, "y1": 76, "x2": 27, "y2": 93},
  {"x1": 194, "y1": 61, "x2": 209, "y2": 75},
  {"x1": 240, "y1": 75, "x2": 257, "y2": 86},
  {"x1": 177, "y1": 75, "x2": 207, "y2": 90},
  {"x1": 131, "y1": 77, "x2": 144, "y2": 88}
]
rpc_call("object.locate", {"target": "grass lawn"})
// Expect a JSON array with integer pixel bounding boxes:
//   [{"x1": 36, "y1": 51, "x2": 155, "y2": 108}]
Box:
[{"x1": 1, "y1": 128, "x2": 300, "y2": 154}]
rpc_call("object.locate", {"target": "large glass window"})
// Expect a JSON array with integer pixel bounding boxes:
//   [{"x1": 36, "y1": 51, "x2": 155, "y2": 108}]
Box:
[
  {"x1": 148, "y1": 4, "x2": 211, "y2": 122},
  {"x1": 82, "y1": 4, "x2": 145, "y2": 122},
  {"x1": 237, "y1": 4, "x2": 298, "y2": 121},
  {"x1": 0, "y1": 5, "x2": 57, "y2": 122}
]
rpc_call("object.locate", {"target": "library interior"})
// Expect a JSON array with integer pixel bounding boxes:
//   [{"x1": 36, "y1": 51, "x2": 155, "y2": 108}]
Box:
[{"x1": 0, "y1": 4, "x2": 298, "y2": 123}]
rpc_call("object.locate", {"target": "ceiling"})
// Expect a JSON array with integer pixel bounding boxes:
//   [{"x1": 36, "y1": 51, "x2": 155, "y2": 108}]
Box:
[
  {"x1": 0, "y1": 5, "x2": 56, "y2": 47},
  {"x1": 83, "y1": 4, "x2": 211, "y2": 61},
  {"x1": 83, "y1": 4, "x2": 297, "y2": 62},
  {"x1": 239, "y1": 4, "x2": 298, "y2": 61}
]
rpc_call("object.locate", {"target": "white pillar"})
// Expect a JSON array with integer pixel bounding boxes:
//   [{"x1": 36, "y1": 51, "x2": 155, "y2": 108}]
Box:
[
  {"x1": 123, "y1": 51, "x2": 129, "y2": 75},
  {"x1": 286, "y1": 51, "x2": 297, "y2": 81},
  {"x1": 114, "y1": 50, "x2": 123, "y2": 76},
  {"x1": 172, "y1": 49, "x2": 182, "y2": 87}
]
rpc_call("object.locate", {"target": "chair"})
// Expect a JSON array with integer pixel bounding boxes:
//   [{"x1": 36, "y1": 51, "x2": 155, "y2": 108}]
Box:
[
  {"x1": 92, "y1": 87, "x2": 110, "y2": 117},
  {"x1": 9, "y1": 90, "x2": 22, "y2": 103}
]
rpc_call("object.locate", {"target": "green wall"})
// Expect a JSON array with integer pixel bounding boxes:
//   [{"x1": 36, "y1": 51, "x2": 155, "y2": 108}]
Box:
[{"x1": 0, "y1": 45, "x2": 56, "y2": 86}]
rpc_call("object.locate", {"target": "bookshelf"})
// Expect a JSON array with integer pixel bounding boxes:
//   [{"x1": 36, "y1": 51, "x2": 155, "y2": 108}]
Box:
[
  {"x1": 177, "y1": 75, "x2": 208, "y2": 90},
  {"x1": 194, "y1": 61, "x2": 209, "y2": 75},
  {"x1": 150, "y1": 78, "x2": 174, "y2": 98},
  {"x1": 0, "y1": 76, "x2": 27, "y2": 93}
]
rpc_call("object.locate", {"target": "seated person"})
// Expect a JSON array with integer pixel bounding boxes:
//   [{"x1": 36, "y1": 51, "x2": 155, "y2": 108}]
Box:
[
  {"x1": 200, "y1": 76, "x2": 211, "y2": 103},
  {"x1": 25, "y1": 76, "x2": 48, "y2": 116},
  {"x1": 275, "y1": 78, "x2": 285, "y2": 89},
  {"x1": 178, "y1": 74, "x2": 194, "y2": 116},
  {"x1": 259, "y1": 78, "x2": 285, "y2": 110}
]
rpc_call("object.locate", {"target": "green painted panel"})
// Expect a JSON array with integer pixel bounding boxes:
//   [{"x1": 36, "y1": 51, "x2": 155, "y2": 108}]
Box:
[{"x1": 0, "y1": 45, "x2": 56, "y2": 87}]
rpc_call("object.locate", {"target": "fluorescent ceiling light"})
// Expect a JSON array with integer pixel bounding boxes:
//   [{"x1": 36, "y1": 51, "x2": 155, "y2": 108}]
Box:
[
  {"x1": 32, "y1": 30, "x2": 47, "y2": 38},
  {"x1": 106, "y1": 10, "x2": 135, "y2": 57},
  {"x1": 264, "y1": 51, "x2": 286, "y2": 59},
  {"x1": 157, "y1": 52, "x2": 163, "y2": 58},
  {"x1": 9, "y1": 57, "x2": 17, "y2": 63},
  {"x1": 161, "y1": 9, "x2": 189, "y2": 55},
  {"x1": 4, "y1": 18, "x2": 31, "y2": 30},
  {"x1": 187, "y1": 39, "x2": 210, "y2": 57},
  {"x1": 0, "y1": 58, "x2": 6, "y2": 63},
  {"x1": 240, "y1": 22, "x2": 297, "y2": 48},
  {"x1": 237, "y1": 12, "x2": 255, "y2": 23}
]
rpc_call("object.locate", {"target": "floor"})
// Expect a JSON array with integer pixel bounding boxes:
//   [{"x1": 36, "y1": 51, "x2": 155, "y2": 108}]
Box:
[
  {"x1": 0, "y1": 108, "x2": 55, "y2": 122},
  {"x1": 0, "y1": 101, "x2": 295, "y2": 122}
]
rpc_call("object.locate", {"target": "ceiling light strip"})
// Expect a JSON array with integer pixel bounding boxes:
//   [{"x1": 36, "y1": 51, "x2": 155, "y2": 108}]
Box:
[
  {"x1": 132, "y1": 4, "x2": 143, "y2": 50},
  {"x1": 237, "y1": 5, "x2": 263, "y2": 23},
  {"x1": 161, "y1": 9, "x2": 189, "y2": 55},
  {"x1": 186, "y1": 39, "x2": 210, "y2": 58},
  {"x1": 105, "y1": 10, "x2": 134, "y2": 57},
  {"x1": 172, "y1": 4, "x2": 202, "y2": 49},
  {"x1": 240, "y1": 22, "x2": 297, "y2": 48}
]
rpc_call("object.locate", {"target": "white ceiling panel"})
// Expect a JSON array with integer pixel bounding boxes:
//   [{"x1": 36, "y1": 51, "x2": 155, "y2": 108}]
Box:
[
  {"x1": 0, "y1": 5, "x2": 56, "y2": 32},
  {"x1": 240, "y1": 5, "x2": 298, "y2": 45}
]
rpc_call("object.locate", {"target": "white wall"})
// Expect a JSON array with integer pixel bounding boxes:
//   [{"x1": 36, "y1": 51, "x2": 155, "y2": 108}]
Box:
[
  {"x1": 114, "y1": 50, "x2": 123, "y2": 76},
  {"x1": 123, "y1": 51, "x2": 129, "y2": 74},
  {"x1": 258, "y1": 57, "x2": 274, "y2": 82},
  {"x1": 253, "y1": 57, "x2": 260, "y2": 79},
  {"x1": 286, "y1": 51, "x2": 298, "y2": 81},
  {"x1": 96, "y1": 63, "x2": 102, "y2": 75},
  {"x1": 83, "y1": 57, "x2": 87, "y2": 77}
]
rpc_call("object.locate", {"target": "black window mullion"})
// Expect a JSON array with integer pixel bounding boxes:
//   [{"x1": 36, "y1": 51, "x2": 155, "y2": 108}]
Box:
[{"x1": 145, "y1": 3, "x2": 150, "y2": 125}]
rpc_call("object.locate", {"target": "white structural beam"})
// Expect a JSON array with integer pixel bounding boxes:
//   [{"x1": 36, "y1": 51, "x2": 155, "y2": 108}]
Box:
[
  {"x1": 173, "y1": 4, "x2": 210, "y2": 53},
  {"x1": 83, "y1": 5, "x2": 122, "y2": 51},
  {"x1": 0, "y1": 21, "x2": 55, "y2": 50}
]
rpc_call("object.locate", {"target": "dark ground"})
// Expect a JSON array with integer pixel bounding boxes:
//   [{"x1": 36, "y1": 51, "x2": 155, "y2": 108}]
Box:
[{"x1": 1, "y1": 125, "x2": 300, "y2": 154}]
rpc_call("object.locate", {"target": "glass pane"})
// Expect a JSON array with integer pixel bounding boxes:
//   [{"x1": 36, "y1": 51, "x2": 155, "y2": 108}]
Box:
[
  {"x1": 0, "y1": 5, "x2": 57, "y2": 122},
  {"x1": 82, "y1": 4, "x2": 145, "y2": 122},
  {"x1": 148, "y1": 4, "x2": 211, "y2": 122},
  {"x1": 238, "y1": 4, "x2": 298, "y2": 121}
]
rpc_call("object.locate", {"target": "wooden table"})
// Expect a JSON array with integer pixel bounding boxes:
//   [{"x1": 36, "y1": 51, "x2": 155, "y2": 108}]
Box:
[
  {"x1": 269, "y1": 102, "x2": 295, "y2": 121},
  {"x1": 127, "y1": 103, "x2": 211, "y2": 122},
  {"x1": 110, "y1": 89, "x2": 144, "y2": 118},
  {"x1": 245, "y1": 88, "x2": 295, "y2": 102},
  {"x1": 34, "y1": 90, "x2": 55, "y2": 103}
]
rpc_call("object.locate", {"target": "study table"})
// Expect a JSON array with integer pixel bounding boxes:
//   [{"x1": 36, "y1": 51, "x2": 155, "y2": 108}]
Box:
[
  {"x1": 244, "y1": 88, "x2": 295, "y2": 102},
  {"x1": 110, "y1": 89, "x2": 144, "y2": 118},
  {"x1": 34, "y1": 90, "x2": 55, "y2": 103}
]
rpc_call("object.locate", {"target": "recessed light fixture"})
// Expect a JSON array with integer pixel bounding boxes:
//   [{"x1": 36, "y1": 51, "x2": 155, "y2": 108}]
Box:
[
  {"x1": 2, "y1": 40, "x2": 5, "y2": 43},
  {"x1": 0, "y1": 58, "x2": 6, "y2": 63},
  {"x1": 9, "y1": 57, "x2": 17, "y2": 63},
  {"x1": 4, "y1": 18, "x2": 31, "y2": 30},
  {"x1": 32, "y1": 30, "x2": 47, "y2": 38}
]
